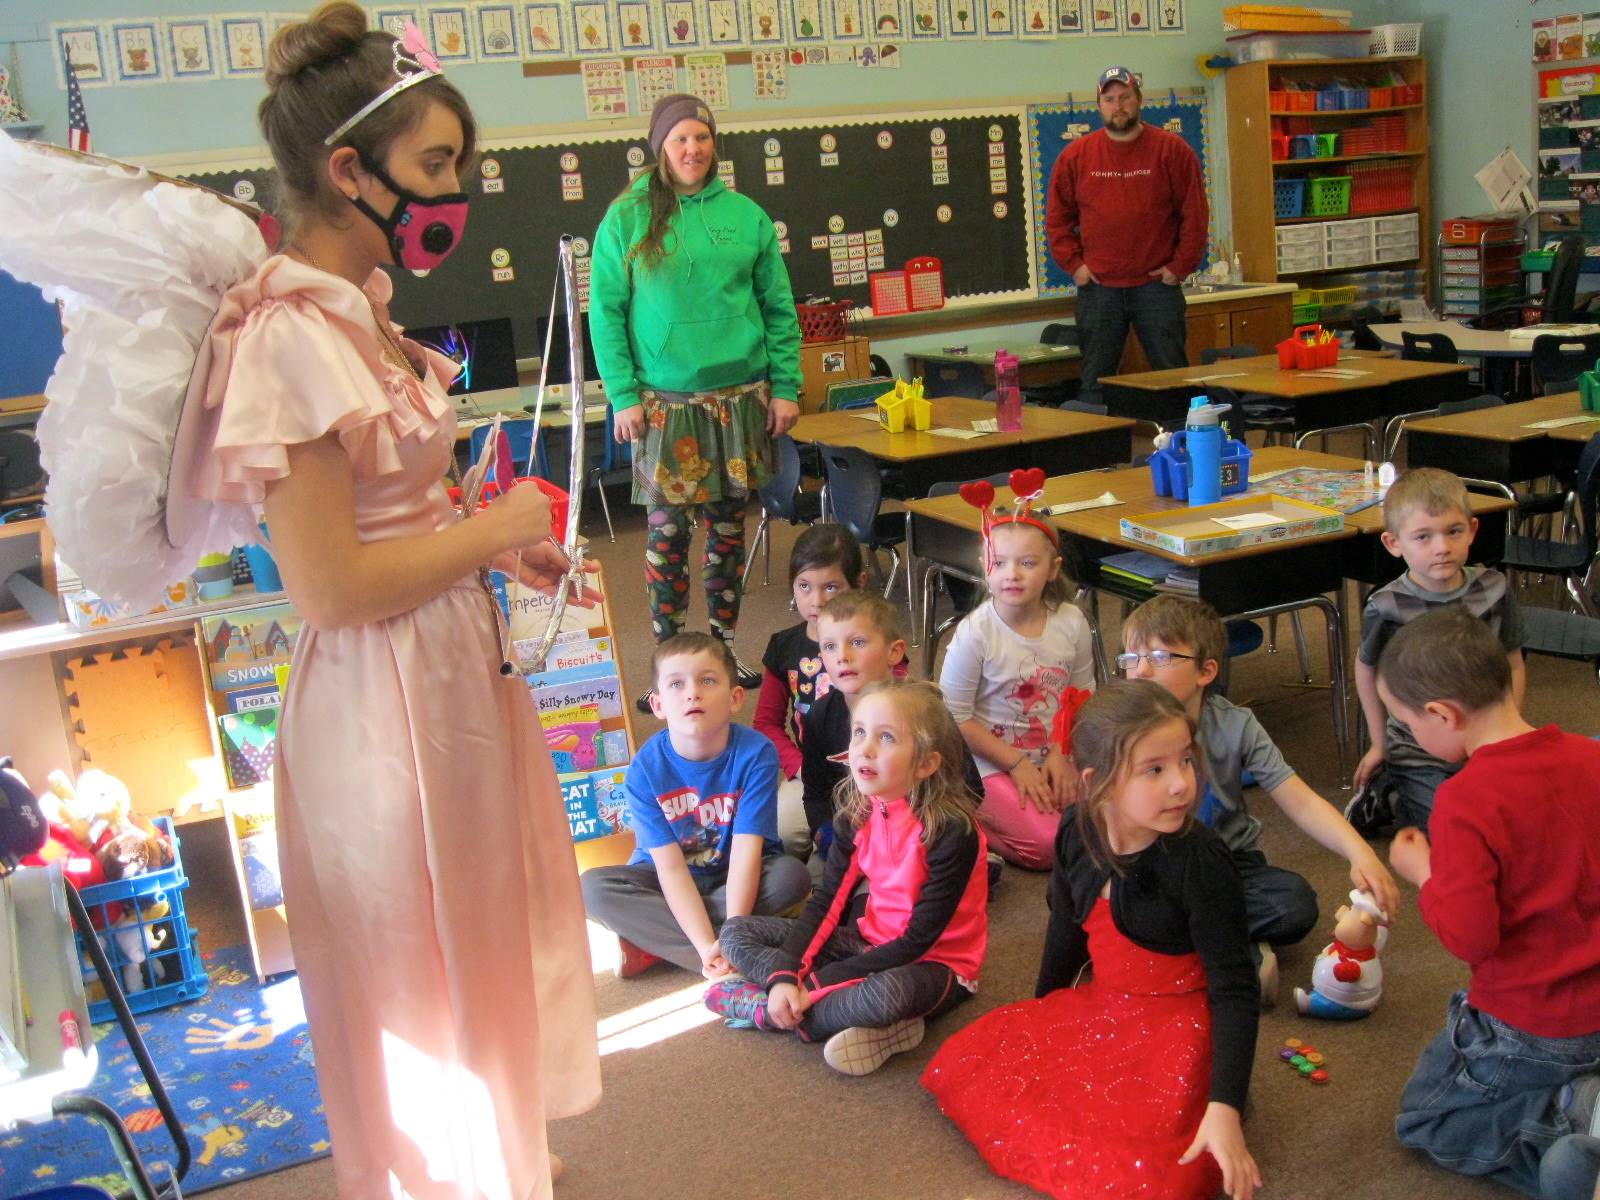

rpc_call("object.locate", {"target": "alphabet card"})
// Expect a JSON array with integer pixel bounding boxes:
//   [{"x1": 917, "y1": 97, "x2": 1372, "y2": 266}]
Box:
[
  {"x1": 425, "y1": 4, "x2": 475, "y2": 60},
  {"x1": 746, "y1": 0, "x2": 785, "y2": 43},
  {"x1": 663, "y1": 0, "x2": 704, "y2": 48},
  {"x1": 163, "y1": 18, "x2": 218, "y2": 80},
  {"x1": 474, "y1": 3, "x2": 523, "y2": 57},
  {"x1": 54, "y1": 22, "x2": 110, "y2": 88},
  {"x1": 615, "y1": 1, "x2": 659, "y2": 51},
  {"x1": 218, "y1": 14, "x2": 269, "y2": 77},
  {"x1": 523, "y1": 3, "x2": 568, "y2": 55},
  {"x1": 572, "y1": 1, "x2": 616, "y2": 52},
  {"x1": 110, "y1": 19, "x2": 164, "y2": 84}
]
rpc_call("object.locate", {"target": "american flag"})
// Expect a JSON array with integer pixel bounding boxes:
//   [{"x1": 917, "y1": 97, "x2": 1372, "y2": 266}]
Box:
[{"x1": 66, "y1": 59, "x2": 91, "y2": 153}]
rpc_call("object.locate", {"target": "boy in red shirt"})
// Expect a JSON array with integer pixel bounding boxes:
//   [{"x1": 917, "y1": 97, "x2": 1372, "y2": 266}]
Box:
[
  {"x1": 1379, "y1": 608, "x2": 1600, "y2": 1199},
  {"x1": 1045, "y1": 64, "x2": 1209, "y2": 407}
]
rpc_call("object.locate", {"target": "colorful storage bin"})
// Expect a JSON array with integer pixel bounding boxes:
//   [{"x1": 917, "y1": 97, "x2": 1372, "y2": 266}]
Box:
[
  {"x1": 1274, "y1": 177, "x2": 1307, "y2": 219},
  {"x1": 1306, "y1": 176, "x2": 1353, "y2": 217}
]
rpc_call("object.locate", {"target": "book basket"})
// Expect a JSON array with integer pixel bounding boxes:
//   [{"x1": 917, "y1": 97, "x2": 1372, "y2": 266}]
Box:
[
  {"x1": 72, "y1": 816, "x2": 208, "y2": 1022},
  {"x1": 796, "y1": 299, "x2": 855, "y2": 343}
]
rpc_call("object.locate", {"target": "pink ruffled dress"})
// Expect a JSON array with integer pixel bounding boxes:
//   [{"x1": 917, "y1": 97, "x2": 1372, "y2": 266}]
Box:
[{"x1": 193, "y1": 256, "x2": 600, "y2": 1200}]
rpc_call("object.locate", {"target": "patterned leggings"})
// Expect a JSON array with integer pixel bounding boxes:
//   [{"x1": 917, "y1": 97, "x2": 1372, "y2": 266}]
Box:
[
  {"x1": 718, "y1": 915, "x2": 972, "y2": 1040},
  {"x1": 644, "y1": 498, "x2": 749, "y2": 646}
]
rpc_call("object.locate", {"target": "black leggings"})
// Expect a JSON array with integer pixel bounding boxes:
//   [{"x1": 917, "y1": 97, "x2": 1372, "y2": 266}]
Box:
[{"x1": 719, "y1": 914, "x2": 972, "y2": 1040}]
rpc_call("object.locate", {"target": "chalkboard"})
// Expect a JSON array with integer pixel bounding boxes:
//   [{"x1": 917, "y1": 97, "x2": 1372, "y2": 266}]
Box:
[
  {"x1": 1028, "y1": 91, "x2": 1214, "y2": 297},
  {"x1": 181, "y1": 103, "x2": 1036, "y2": 359}
]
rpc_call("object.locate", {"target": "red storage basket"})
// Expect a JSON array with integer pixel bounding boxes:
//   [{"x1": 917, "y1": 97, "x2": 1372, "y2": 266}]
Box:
[
  {"x1": 1367, "y1": 86, "x2": 1393, "y2": 108},
  {"x1": 796, "y1": 299, "x2": 855, "y2": 342}
]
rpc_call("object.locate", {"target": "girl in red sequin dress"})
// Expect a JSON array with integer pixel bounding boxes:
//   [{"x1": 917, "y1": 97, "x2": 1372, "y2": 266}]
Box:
[{"x1": 923, "y1": 681, "x2": 1263, "y2": 1200}]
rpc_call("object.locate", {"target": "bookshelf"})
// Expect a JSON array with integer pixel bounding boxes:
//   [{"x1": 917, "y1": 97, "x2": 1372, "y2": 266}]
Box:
[{"x1": 1227, "y1": 56, "x2": 1432, "y2": 307}]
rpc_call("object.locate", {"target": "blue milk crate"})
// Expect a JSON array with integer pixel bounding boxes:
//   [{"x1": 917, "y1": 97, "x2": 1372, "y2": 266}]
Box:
[
  {"x1": 1274, "y1": 177, "x2": 1307, "y2": 219},
  {"x1": 73, "y1": 816, "x2": 208, "y2": 1023}
]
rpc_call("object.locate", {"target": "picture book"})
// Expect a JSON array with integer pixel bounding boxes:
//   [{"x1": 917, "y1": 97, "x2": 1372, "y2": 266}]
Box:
[
  {"x1": 527, "y1": 663, "x2": 625, "y2": 721},
  {"x1": 201, "y1": 604, "x2": 303, "y2": 693},
  {"x1": 218, "y1": 705, "x2": 279, "y2": 789},
  {"x1": 224, "y1": 683, "x2": 281, "y2": 714},
  {"x1": 561, "y1": 766, "x2": 631, "y2": 842}
]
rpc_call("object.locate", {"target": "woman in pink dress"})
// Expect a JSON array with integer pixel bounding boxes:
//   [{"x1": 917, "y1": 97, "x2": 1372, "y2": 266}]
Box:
[{"x1": 193, "y1": 5, "x2": 600, "y2": 1195}]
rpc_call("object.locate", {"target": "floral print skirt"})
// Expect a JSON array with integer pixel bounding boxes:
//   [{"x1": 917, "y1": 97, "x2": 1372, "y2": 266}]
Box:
[{"x1": 631, "y1": 379, "x2": 775, "y2": 506}]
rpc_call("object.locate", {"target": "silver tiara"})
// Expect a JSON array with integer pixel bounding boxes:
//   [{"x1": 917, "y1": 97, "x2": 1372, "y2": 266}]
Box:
[{"x1": 323, "y1": 21, "x2": 443, "y2": 147}]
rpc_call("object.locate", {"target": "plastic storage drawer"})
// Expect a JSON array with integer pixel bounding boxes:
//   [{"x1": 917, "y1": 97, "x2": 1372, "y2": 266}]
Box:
[
  {"x1": 1275, "y1": 223, "x2": 1326, "y2": 248},
  {"x1": 1372, "y1": 212, "x2": 1420, "y2": 238},
  {"x1": 1277, "y1": 249, "x2": 1326, "y2": 275}
]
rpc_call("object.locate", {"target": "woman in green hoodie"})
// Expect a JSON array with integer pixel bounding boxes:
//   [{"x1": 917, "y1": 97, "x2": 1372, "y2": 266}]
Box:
[{"x1": 590, "y1": 93, "x2": 802, "y2": 699}]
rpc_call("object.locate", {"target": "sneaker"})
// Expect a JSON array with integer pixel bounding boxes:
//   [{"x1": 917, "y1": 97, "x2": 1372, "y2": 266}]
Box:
[
  {"x1": 1562, "y1": 1075, "x2": 1600, "y2": 1137},
  {"x1": 986, "y1": 852, "x2": 1004, "y2": 896},
  {"x1": 703, "y1": 977, "x2": 769, "y2": 1030},
  {"x1": 615, "y1": 936, "x2": 662, "y2": 980},
  {"x1": 1343, "y1": 778, "x2": 1398, "y2": 839},
  {"x1": 1255, "y1": 942, "x2": 1280, "y2": 1011},
  {"x1": 634, "y1": 688, "x2": 656, "y2": 715},
  {"x1": 823, "y1": 1017, "x2": 926, "y2": 1076},
  {"x1": 732, "y1": 653, "x2": 763, "y2": 691}
]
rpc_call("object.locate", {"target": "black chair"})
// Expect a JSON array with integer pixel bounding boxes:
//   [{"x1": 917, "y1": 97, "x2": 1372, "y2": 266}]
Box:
[
  {"x1": 1401, "y1": 331, "x2": 1459, "y2": 364},
  {"x1": 1531, "y1": 332, "x2": 1600, "y2": 394},
  {"x1": 1350, "y1": 306, "x2": 1386, "y2": 351},
  {"x1": 1199, "y1": 343, "x2": 1261, "y2": 364},
  {"x1": 1476, "y1": 235, "x2": 1589, "y2": 329},
  {"x1": 927, "y1": 361, "x2": 989, "y2": 398},
  {"x1": 869, "y1": 352, "x2": 893, "y2": 378},
  {"x1": 917, "y1": 473, "x2": 1011, "y2": 673},
  {"x1": 743, "y1": 434, "x2": 821, "y2": 587},
  {"x1": 1040, "y1": 322, "x2": 1080, "y2": 347},
  {"x1": 1383, "y1": 393, "x2": 1504, "y2": 460},
  {"x1": 1499, "y1": 431, "x2": 1600, "y2": 615},
  {"x1": 1518, "y1": 605, "x2": 1600, "y2": 686},
  {"x1": 818, "y1": 443, "x2": 907, "y2": 596}
]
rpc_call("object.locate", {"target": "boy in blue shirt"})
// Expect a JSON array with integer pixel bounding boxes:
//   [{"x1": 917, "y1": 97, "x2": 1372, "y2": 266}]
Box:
[{"x1": 581, "y1": 632, "x2": 811, "y2": 979}]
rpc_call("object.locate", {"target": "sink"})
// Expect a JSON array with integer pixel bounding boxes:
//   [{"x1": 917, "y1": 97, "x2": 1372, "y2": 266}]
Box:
[{"x1": 1184, "y1": 282, "x2": 1258, "y2": 294}]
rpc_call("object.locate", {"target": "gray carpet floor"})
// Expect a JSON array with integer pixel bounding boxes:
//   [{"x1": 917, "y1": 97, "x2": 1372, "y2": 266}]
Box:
[{"x1": 174, "y1": 470, "x2": 1595, "y2": 1200}]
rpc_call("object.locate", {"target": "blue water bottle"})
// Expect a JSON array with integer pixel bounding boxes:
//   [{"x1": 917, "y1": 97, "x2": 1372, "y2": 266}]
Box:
[{"x1": 1184, "y1": 395, "x2": 1232, "y2": 507}]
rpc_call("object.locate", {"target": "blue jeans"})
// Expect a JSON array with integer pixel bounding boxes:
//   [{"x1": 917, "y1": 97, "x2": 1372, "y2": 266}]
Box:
[
  {"x1": 1541, "y1": 1135, "x2": 1600, "y2": 1200},
  {"x1": 1397, "y1": 991, "x2": 1600, "y2": 1195},
  {"x1": 1074, "y1": 279, "x2": 1189, "y2": 405},
  {"x1": 1386, "y1": 759, "x2": 1458, "y2": 835}
]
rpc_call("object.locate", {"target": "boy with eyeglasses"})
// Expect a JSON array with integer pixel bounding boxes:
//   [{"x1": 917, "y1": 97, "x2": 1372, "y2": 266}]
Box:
[{"x1": 1119, "y1": 596, "x2": 1398, "y2": 1008}]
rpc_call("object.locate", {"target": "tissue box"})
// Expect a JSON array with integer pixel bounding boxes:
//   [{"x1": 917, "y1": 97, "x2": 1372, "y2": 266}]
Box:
[{"x1": 60, "y1": 576, "x2": 197, "y2": 629}]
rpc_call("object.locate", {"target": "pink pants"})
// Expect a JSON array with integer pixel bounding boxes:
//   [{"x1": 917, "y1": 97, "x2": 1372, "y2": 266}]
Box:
[{"x1": 977, "y1": 772, "x2": 1064, "y2": 871}]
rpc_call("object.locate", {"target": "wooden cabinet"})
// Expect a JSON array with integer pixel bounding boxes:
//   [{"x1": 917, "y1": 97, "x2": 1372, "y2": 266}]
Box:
[
  {"x1": 1226, "y1": 55, "x2": 1431, "y2": 303},
  {"x1": 798, "y1": 334, "x2": 873, "y2": 413},
  {"x1": 1115, "y1": 292, "x2": 1295, "y2": 373}
]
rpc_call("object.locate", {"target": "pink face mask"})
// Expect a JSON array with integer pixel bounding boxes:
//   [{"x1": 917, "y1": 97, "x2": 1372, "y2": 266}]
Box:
[{"x1": 352, "y1": 155, "x2": 469, "y2": 271}]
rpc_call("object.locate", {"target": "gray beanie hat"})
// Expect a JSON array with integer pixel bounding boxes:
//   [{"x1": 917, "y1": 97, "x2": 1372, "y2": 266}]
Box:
[{"x1": 648, "y1": 93, "x2": 716, "y2": 159}]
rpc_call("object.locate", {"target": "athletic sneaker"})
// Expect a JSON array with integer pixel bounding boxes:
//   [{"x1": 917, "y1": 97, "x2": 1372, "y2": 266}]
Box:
[
  {"x1": 732, "y1": 653, "x2": 763, "y2": 691},
  {"x1": 1254, "y1": 941, "x2": 1280, "y2": 1011},
  {"x1": 986, "y1": 852, "x2": 1005, "y2": 896},
  {"x1": 822, "y1": 1017, "x2": 926, "y2": 1076},
  {"x1": 1344, "y1": 777, "x2": 1398, "y2": 839},
  {"x1": 634, "y1": 688, "x2": 655, "y2": 715},
  {"x1": 1562, "y1": 1075, "x2": 1600, "y2": 1137},
  {"x1": 703, "y1": 977, "x2": 769, "y2": 1030},
  {"x1": 615, "y1": 936, "x2": 662, "y2": 980}
]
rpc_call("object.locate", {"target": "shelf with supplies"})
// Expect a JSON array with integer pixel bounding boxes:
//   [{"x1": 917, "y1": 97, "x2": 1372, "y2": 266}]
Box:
[
  {"x1": 1230, "y1": 56, "x2": 1431, "y2": 296},
  {"x1": 1535, "y1": 57, "x2": 1600, "y2": 252}
]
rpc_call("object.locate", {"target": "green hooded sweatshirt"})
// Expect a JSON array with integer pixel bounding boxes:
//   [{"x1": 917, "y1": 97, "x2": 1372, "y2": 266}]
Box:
[{"x1": 589, "y1": 173, "x2": 802, "y2": 413}]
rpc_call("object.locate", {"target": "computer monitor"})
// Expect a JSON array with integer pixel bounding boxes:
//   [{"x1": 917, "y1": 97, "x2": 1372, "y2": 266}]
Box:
[
  {"x1": 406, "y1": 316, "x2": 520, "y2": 408},
  {"x1": 534, "y1": 310, "x2": 601, "y2": 385}
]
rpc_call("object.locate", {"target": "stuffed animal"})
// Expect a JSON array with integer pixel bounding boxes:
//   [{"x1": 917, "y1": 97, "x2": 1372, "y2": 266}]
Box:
[
  {"x1": 1293, "y1": 889, "x2": 1390, "y2": 1020},
  {"x1": 45, "y1": 768, "x2": 173, "y2": 881},
  {"x1": 81, "y1": 898, "x2": 171, "y2": 999}
]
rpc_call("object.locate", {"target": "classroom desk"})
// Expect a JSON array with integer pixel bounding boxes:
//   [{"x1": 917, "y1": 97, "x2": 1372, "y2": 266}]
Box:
[
  {"x1": 788, "y1": 395, "x2": 1135, "y2": 499},
  {"x1": 1402, "y1": 393, "x2": 1597, "y2": 483},
  {"x1": 902, "y1": 446, "x2": 1516, "y2": 786},
  {"x1": 901, "y1": 340, "x2": 1083, "y2": 390},
  {"x1": 1366, "y1": 320, "x2": 1532, "y2": 360},
  {"x1": 1100, "y1": 350, "x2": 1472, "y2": 429}
]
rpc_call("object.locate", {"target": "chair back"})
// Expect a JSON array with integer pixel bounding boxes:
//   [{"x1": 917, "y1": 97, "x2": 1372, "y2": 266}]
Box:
[
  {"x1": 1543, "y1": 236, "x2": 1585, "y2": 324},
  {"x1": 1437, "y1": 393, "x2": 1504, "y2": 416},
  {"x1": 869, "y1": 352, "x2": 893, "y2": 378},
  {"x1": 1061, "y1": 399, "x2": 1109, "y2": 415},
  {"x1": 1531, "y1": 332, "x2": 1600, "y2": 392},
  {"x1": 928, "y1": 474, "x2": 1009, "y2": 610},
  {"x1": 1040, "y1": 322, "x2": 1080, "y2": 347},
  {"x1": 1575, "y1": 431, "x2": 1600, "y2": 556},
  {"x1": 468, "y1": 417, "x2": 541, "y2": 484},
  {"x1": 1199, "y1": 344, "x2": 1261, "y2": 364},
  {"x1": 1400, "y1": 331, "x2": 1459, "y2": 364},
  {"x1": 819, "y1": 444, "x2": 885, "y2": 545},
  {"x1": 927, "y1": 360, "x2": 989, "y2": 398},
  {"x1": 1350, "y1": 306, "x2": 1385, "y2": 351},
  {"x1": 759, "y1": 434, "x2": 807, "y2": 522}
]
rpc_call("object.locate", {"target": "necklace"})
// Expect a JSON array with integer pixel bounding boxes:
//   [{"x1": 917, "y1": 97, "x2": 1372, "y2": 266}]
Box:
[{"x1": 290, "y1": 246, "x2": 422, "y2": 381}]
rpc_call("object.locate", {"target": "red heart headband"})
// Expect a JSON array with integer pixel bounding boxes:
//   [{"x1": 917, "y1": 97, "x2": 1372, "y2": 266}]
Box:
[{"x1": 959, "y1": 468, "x2": 1059, "y2": 573}]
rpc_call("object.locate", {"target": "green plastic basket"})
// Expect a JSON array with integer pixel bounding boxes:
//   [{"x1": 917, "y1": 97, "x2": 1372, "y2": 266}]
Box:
[
  {"x1": 1293, "y1": 303, "x2": 1321, "y2": 324},
  {"x1": 1306, "y1": 176, "x2": 1352, "y2": 216}
]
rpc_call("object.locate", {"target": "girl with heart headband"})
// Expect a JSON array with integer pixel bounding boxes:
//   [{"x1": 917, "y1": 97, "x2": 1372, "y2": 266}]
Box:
[
  {"x1": 940, "y1": 467, "x2": 1098, "y2": 869},
  {"x1": 751, "y1": 523, "x2": 870, "y2": 872}
]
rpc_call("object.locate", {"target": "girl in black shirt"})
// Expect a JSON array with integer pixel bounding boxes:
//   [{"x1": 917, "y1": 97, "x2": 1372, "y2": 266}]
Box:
[{"x1": 924, "y1": 680, "x2": 1262, "y2": 1200}]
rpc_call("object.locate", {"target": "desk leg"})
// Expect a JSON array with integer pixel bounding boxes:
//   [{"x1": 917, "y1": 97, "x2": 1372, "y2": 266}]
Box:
[
  {"x1": 905, "y1": 510, "x2": 922, "y2": 648},
  {"x1": 1318, "y1": 592, "x2": 1351, "y2": 790}
]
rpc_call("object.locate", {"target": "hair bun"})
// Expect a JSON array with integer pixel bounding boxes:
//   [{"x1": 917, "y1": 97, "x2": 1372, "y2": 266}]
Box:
[{"x1": 265, "y1": 0, "x2": 372, "y2": 90}]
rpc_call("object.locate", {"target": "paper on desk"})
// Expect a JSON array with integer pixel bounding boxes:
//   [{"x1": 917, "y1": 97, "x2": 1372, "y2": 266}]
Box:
[
  {"x1": 852, "y1": 412, "x2": 881, "y2": 422},
  {"x1": 1213, "y1": 512, "x2": 1285, "y2": 530},
  {"x1": 1525, "y1": 414, "x2": 1600, "y2": 429},
  {"x1": 926, "y1": 426, "x2": 990, "y2": 439},
  {"x1": 1038, "y1": 491, "x2": 1121, "y2": 516},
  {"x1": 1183, "y1": 372, "x2": 1250, "y2": 383},
  {"x1": 1250, "y1": 467, "x2": 1294, "y2": 483},
  {"x1": 1299, "y1": 368, "x2": 1371, "y2": 379},
  {"x1": 971, "y1": 418, "x2": 999, "y2": 432}
]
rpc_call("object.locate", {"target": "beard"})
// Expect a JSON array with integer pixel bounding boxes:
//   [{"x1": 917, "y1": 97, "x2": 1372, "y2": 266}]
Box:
[{"x1": 1104, "y1": 111, "x2": 1139, "y2": 133}]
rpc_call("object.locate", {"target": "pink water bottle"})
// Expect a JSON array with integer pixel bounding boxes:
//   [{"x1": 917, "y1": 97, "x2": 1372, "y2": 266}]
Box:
[{"x1": 994, "y1": 349, "x2": 1023, "y2": 432}]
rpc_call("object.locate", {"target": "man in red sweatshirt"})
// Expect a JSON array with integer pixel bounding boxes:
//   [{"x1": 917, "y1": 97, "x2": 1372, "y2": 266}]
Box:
[{"x1": 1047, "y1": 66, "x2": 1209, "y2": 407}]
